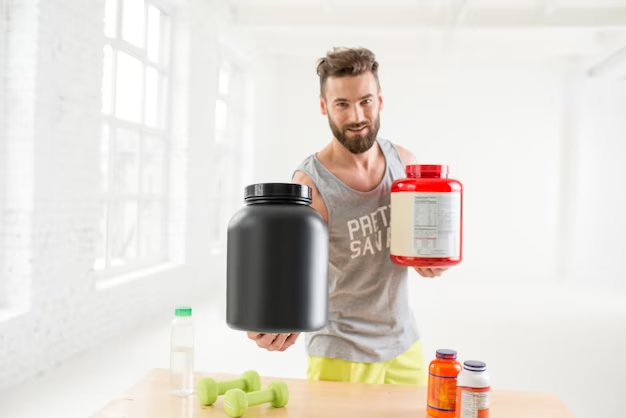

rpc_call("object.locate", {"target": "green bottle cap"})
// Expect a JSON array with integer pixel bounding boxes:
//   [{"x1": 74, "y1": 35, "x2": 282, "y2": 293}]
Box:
[{"x1": 175, "y1": 306, "x2": 192, "y2": 317}]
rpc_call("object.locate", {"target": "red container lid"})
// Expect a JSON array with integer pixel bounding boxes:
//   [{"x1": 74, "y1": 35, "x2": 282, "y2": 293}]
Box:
[{"x1": 406, "y1": 164, "x2": 448, "y2": 175}]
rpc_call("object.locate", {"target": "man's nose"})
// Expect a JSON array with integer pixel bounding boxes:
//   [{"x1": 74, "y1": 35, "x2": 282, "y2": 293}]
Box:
[{"x1": 349, "y1": 104, "x2": 366, "y2": 124}]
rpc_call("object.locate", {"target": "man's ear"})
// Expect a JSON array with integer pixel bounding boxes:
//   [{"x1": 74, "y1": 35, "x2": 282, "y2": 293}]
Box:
[
  {"x1": 320, "y1": 96, "x2": 328, "y2": 116},
  {"x1": 378, "y1": 91, "x2": 384, "y2": 112}
]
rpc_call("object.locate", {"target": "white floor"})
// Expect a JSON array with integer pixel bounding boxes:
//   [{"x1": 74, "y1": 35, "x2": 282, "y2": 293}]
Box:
[{"x1": 0, "y1": 280, "x2": 624, "y2": 418}]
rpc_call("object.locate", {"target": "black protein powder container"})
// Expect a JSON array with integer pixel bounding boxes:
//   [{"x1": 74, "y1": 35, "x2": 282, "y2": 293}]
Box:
[{"x1": 226, "y1": 183, "x2": 329, "y2": 333}]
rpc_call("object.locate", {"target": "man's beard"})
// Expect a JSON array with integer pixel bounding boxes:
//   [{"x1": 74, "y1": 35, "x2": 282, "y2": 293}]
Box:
[{"x1": 329, "y1": 115, "x2": 380, "y2": 154}]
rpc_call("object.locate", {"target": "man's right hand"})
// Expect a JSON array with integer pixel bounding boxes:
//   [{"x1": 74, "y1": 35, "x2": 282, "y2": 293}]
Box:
[{"x1": 247, "y1": 332, "x2": 300, "y2": 352}]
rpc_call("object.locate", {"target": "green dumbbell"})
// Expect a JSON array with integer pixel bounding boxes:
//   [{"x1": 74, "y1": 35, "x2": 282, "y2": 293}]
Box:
[
  {"x1": 196, "y1": 370, "x2": 261, "y2": 406},
  {"x1": 223, "y1": 381, "x2": 289, "y2": 418}
]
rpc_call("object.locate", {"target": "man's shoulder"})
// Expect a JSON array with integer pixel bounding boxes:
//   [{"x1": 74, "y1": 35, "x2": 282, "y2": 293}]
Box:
[
  {"x1": 292, "y1": 167, "x2": 316, "y2": 188},
  {"x1": 394, "y1": 144, "x2": 418, "y2": 165},
  {"x1": 293, "y1": 153, "x2": 317, "y2": 177},
  {"x1": 296, "y1": 152, "x2": 317, "y2": 168},
  {"x1": 292, "y1": 155, "x2": 329, "y2": 222},
  {"x1": 378, "y1": 136, "x2": 418, "y2": 166},
  {"x1": 292, "y1": 153, "x2": 321, "y2": 189}
]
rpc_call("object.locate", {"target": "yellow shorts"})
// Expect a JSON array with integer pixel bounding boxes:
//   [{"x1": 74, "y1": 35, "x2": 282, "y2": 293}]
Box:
[{"x1": 306, "y1": 340, "x2": 428, "y2": 386}]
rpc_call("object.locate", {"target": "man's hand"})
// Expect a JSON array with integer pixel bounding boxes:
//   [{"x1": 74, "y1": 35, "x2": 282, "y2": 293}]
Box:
[
  {"x1": 247, "y1": 332, "x2": 300, "y2": 352},
  {"x1": 414, "y1": 267, "x2": 448, "y2": 278}
]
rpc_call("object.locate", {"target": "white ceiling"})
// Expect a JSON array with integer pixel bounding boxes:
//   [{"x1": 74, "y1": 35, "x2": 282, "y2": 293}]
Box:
[
  {"x1": 229, "y1": 0, "x2": 626, "y2": 10},
  {"x1": 226, "y1": 0, "x2": 626, "y2": 29},
  {"x1": 222, "y1": 0, "x2": 626, "y2": 63}
]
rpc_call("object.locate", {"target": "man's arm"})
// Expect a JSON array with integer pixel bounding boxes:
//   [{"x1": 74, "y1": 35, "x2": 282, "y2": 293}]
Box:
[{"x1": 292, "y1": 170, "x2": 328, "y2": 224}]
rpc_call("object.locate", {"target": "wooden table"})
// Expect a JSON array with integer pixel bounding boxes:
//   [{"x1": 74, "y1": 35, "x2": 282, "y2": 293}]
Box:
[{"x1": 91, "y1": 368, "x2": 575, "y2": 418}]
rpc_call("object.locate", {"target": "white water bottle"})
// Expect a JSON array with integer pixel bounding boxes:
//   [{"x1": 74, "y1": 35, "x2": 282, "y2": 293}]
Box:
[{"x1": 170, "y1": 306, "x2": 195, "y2": 396}]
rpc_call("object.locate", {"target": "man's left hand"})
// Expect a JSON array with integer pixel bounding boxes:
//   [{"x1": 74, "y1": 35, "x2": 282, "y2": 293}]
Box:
[{"x1": 414, "y1": 267, "x2": 448, "y2": 278}]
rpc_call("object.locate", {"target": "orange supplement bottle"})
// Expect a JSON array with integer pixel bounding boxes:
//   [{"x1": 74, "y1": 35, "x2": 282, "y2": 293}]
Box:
[{"x1": 427, "y1": 349, "x2": 463, "y2": 418}]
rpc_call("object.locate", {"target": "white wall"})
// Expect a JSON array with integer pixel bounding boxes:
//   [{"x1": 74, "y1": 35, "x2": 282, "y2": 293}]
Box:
[
  {"x1": 0, "y1": 1, "x2": 624, "y2": 416},
  {"x1": 0, "y1": 0, "x2": 230, "y2": 391},
  {"x1": 239, "y1": 32, "x2": 626, "y2": 418},
  {"x1": 249, "y1": 37, "x2": 567, "y2": 285},
  {"x1": 0, "y1": 0, "x2": 6, "y2": 309},
  {"x1": 570, "y1": 78, "x2": 626, "y2": 292}
]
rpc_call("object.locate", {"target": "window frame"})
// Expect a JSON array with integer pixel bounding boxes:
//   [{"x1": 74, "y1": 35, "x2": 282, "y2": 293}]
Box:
[{"x1": 95, "y1": 0, "x2": 174, "y2": 280}]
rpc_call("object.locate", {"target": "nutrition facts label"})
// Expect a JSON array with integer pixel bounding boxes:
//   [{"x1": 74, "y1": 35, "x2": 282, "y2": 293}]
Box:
[
  {"x1": 460, "y1": 390, "x2": 490, "y2": 418},
  {"x1": 412, "y1": 192, "x2": 461, "y2": 257}
]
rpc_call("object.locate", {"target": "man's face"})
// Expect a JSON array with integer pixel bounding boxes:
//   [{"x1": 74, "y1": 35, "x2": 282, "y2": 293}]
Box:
[{"x1": 320, "y1": 72, "x2": 383, "y2": 154}]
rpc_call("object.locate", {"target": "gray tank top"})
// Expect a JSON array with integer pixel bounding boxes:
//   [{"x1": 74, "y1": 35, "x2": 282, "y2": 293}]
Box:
[{"x1": 293, "y1": 137, "x2": 420, "y2": 363}]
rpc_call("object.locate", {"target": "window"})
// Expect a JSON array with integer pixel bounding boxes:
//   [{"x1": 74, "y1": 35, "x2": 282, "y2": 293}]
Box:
[
  {"x1": 96, "y1": 0, "x2": 172, "y2": 275},
  {"x1": 210, "y1": 54, "x2": 251, "y2": 252}
]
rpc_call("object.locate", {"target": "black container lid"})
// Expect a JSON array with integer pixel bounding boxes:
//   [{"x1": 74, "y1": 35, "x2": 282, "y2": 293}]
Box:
[
  {"x1": 436, "y1": 349, "x2": 457, "y2": 359},
  {"x1": 244, "y1": 183, "x2": 312, "y2": 204},
  {"x1": 463, "y1": 360, "x2": 487, "y2": 371}
]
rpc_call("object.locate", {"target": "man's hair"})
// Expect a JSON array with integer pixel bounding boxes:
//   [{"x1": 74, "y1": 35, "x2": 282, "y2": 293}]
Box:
[{"x1": 316, "y1": 47, "x2": 380, "y2": 97}]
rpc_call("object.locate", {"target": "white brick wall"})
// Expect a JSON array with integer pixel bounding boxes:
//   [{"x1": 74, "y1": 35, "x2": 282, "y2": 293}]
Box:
[
  {"x1": 0, "y1": 0, "x2": 231, "y2": 391},
  {"x1": 0, "y1": 0, "x2": 6, "y2": 309},
  {"x1": 2, "y1": 0, "x2": 38, "y2": 315}
]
